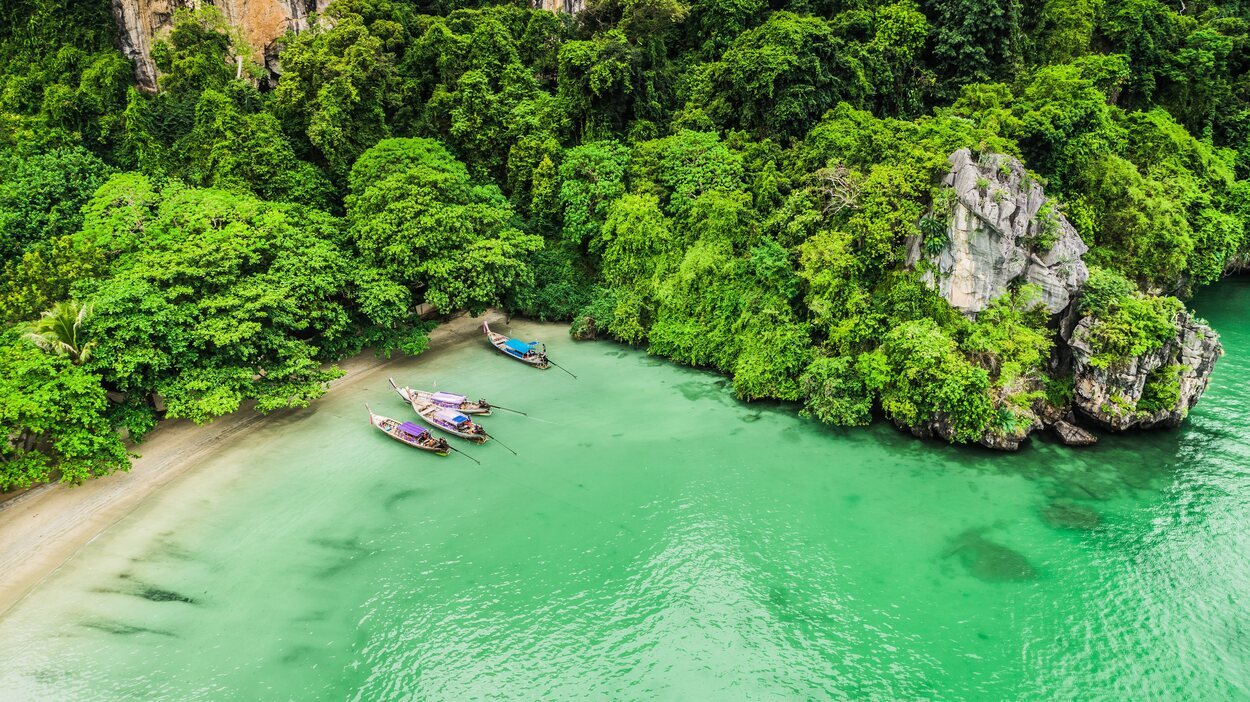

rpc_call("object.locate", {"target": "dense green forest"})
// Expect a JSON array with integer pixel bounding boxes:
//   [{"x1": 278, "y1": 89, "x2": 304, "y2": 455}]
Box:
[{"x1": 2, "y1": 0, "x2": 1248, "y2": 489}]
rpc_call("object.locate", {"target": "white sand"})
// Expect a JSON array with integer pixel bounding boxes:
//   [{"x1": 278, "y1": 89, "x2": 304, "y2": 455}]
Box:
[{"x1": 0, "y1": 311, "x2": 501, "y2": 617}]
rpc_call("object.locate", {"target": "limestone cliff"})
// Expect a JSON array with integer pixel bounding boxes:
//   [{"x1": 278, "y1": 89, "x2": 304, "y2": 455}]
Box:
[
  {"x1": 538, "y1": 0, "x2": 586, "y2": 12},
  {"x1": 110, "y1": 0, "x2": 580, "y2": 92},
  {"x1": 908, "y1": 149, "x2": 1089, "y2": 317},
  {"x1": 109, "y1": 0, "x2": 329, "y2": 92},
  {"x1": 901, "y1": 148, "x2": 1223, "y2": 449},
  {"x1": 1068, "y1": 311, "x2": 1223, "y2": 431}
]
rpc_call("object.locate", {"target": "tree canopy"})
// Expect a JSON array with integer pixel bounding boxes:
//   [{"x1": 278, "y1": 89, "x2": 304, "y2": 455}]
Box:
[{"x1": 2, "y1": 0, "x2": 1249, "y2": 485}]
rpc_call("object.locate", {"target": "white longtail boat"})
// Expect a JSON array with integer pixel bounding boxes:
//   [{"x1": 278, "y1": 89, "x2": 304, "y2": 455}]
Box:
[
  {"x1": 389, "y1": 378, "x2": 492, "y2": 415},
  {"x1": 391, "y1": 382, "x2": 489, "y2": 443}
]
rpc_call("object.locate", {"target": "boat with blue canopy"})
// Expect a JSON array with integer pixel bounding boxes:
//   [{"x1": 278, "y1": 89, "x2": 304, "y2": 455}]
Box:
[
  {"x1": 389, "y1": 379, "x2": 493, "y2": 415},
  {"x1": 411, "y1": 399, "x2": 489, "y2": 443},
  {"x1": 483, "y1": 321, "x2": 550, "y2": 369},
  {"x1": 366, "y1": 405, "x2": 450, "y2": 455}
]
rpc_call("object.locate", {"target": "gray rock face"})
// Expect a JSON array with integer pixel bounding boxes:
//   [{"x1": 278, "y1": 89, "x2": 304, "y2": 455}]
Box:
[
  {"x1": 109, "y1": 0, "x2": 193, "y2": 92},
  {"x1": 538, "y1": 0, "x2": 586, "y2": 12},
  {"x1": 1069, "y1": 311, "x2": 1223, "y2": 431},
  {"x1": 890, "y1": 149, "x2": 1225, "y2": 449},
  {"x1": 910, "y1": 149, "x2": 1089, "y2": 317},
  {"x1": 1052, "y1": 419, "x2": 1098, "y2": 446},
  {"x1": 109, "y1": 0, "x2": 329, "y2": 92}
]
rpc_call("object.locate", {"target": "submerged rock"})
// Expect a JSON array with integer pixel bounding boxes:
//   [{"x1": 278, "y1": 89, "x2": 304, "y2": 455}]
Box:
[
  {"x1": 138, "y1": 586, "x2": 196, "y2": 604},
  {"x1": 944, "y1": 530, "x2": 1038, "y2": 582},
  {"x1": 1040, "y1": 500, "x2": 1101, "y2": 531},
  {"x1": 1068, "y1": 311, "x2": 1223, "y2": 431},
  {"x1": 908, "y1": 149, "x2": 1089, "y2": 317}
]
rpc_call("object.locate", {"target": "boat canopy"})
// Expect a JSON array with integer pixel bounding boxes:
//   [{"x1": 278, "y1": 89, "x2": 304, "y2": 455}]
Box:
[
  {"x1": 431, "y1": 391, "x2": 466, "y2": 405},
  {"x1": 504, "y1": 338, "x2": 536, "y2": 354},
  {"x1": 434, "y1": 408, "x2": 469, "y2": 424},
  {"x1": 398, "y1": 421, "x2": 428, "y2": 436}
]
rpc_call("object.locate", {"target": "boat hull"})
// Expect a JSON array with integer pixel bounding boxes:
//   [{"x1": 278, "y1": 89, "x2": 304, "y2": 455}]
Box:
[
  {"x1": 411, "y1": 389, "x2": 492, "y2": 415},
  {"x1": 368, "y1": 414, "x2": 450, "y2": 456},
  {"x1": 484, "y1": 322, "x2": 550, "y2": 369},
  {"x1": 391, "y1": 382, "x2": 491, "y2": 441}
]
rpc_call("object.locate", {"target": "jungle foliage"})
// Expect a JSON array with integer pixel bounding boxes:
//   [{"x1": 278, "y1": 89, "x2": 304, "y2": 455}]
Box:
[{"x1": 2, "y1": 0, "x2": 1249, "y2": 487}]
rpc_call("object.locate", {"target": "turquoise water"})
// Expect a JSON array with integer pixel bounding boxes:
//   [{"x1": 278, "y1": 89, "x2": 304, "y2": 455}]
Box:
[{"x1": 0, "y1": 280, "x2": 1247, "y2": 700}]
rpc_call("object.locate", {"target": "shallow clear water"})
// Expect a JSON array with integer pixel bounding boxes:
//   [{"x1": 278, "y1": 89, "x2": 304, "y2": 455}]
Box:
[{"x1": 0, "y1": 280, "x2": 1247, "y2": 700}]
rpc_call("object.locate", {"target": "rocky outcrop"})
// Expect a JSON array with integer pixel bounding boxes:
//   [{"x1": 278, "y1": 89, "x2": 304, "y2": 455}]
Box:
[
  {"x1": 1052, "y1": 419, "x2": 1098, "y2": 446},
  {"x1": 109, "y1": 0, "x2": 191, "y2": 92},
  {"x1": 893, "y1": 409, "x2": 1041, "y2": 452},
  {"x1": 539, "y1": 0, "x2": 586, "y2": 12},
  {"x1": 1069, "y1": 311, "x2": 1223, "y2": 431},
  {"x1": 909, "y1": 149, "x2": 1088, "y2": 317},
  {"x1": 111, "y1": 0, "x2": 585, "y2": 91},
  {"x1": 109, "y1": 0, "x2": 329, "y2": 92},
  {"x1": 892, "y1": 148, "x2": 1226, "y2": 450}
]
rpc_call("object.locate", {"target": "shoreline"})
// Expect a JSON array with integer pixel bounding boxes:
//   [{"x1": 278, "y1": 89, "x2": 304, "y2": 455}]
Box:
[{"x1": 0, "y1": 311, "x2": 499, "y2": 618}]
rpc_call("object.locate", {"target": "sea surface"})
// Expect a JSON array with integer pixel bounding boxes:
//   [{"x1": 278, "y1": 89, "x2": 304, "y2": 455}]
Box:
[{"x1": 0, "y1": 280, "x2": 1247, "y2": 700}]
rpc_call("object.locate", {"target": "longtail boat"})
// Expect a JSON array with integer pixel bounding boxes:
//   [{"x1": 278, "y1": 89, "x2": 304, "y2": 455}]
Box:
[
  {"x1": 366, "y1": 405, "x2": 450, "y2": 455},
  {"x1": 410, "y1": 400, "x2": 489, "y2": 443},
  {"x1": 390, "y1": 381, "x2": 489, "y2": 436},
  {"x1": 389, "y1": 378, "x2": 492, "y2": 415},
  {"x1": 483, "y1": 321, "x2": 549, "y2": 369}
]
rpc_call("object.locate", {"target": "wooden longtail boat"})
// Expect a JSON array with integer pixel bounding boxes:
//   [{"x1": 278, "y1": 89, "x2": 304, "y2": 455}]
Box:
[
  {"x1": 388, "y1": 378, "x2": 492, "y2": 415},
  {"x1": 393, "y1": 383, "x2": 490, "y2": 443},
  {"x1": 415, "y1": 401, "x2": 490, "y2": 443},
  {"x1": 483, "y1": 321, "x2": 549, "y2": 369},
  {"x1": 366, "y1": 405, "x2": 450, "y2": 455}
]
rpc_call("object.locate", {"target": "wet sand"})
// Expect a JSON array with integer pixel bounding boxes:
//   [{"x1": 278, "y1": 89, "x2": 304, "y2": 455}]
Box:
[{"x1": 0, "y1": 311, "x2": 498, "y2": 617}]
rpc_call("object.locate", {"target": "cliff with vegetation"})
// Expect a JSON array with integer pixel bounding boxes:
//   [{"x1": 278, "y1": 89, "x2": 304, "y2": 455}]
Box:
[
  {"x1": 2, "y1": 0, "x2": 1248, "y2": 489},
  {"x1": 110, "y1": 0, "x2": 331, "y2": 91}
]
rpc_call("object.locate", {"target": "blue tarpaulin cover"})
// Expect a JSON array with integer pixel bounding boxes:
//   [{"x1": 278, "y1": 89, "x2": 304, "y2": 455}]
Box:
[
  {"x1": 398, "y1": 422, "x2": 428, "y2": 436},
  {"x1": 504, "y1": 338, "x2": 535, "y2": 354}
]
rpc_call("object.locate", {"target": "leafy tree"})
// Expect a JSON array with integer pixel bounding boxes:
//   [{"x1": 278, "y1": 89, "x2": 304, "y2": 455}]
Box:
[
  {"x1": 0, "y1": 146, "x2": 113, "y2": 258},
  {"x1": 0, "y1": 234, "x2": 104, "y2": 325},
  {"x1": 1079, "y1": 292, "x2": 1183, "y2": 368},
  {"x1": 0, "y1": 331, "x2": 129, "y2": 490},
  {"x1": 181, "y1": 88, "x2": 335, "y2": 208},
  {"x1": 629, "y1": 130, "x2": 745, "y2": 219},
  {"x1": 151, "y1": 7, "x2": 242, "y2": 97},
  {"x1": 273, "y1": 12, "x2": 399, "y2": 175},
  {"x1": 558, "y1": 140, "x2": 631, "y2": 250},
  {"x1": 693, "y1": 12, "x2": 871, "y2": 138},
  {"x1": 347, "y1": 138, "x2": 542, "y2": 313},
  {"x1": 599, "y1": 192, "x2": 675, "y2": 288},
  {"x1": 800, "y1": 355, "x2": 874, "y2": 426},
  {"x1": 557, "y1": 31, "x2": 636, "y2": 140},
  {"x1": 81, "y1": 179, "x2": 357, "y2": 426},
  {"x1": 923, "y1": 0, "x2": 1024, "y2": 91},
  {"x1": 24, "y1": 299, "x2": 95, "y2": 364},
  {"x1": 862, "y1": 319, "x2": 994, "y2": 443}
]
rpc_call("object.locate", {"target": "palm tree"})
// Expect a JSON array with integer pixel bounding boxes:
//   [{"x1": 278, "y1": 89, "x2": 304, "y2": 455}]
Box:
[{"x1": 25, "y1": 300, "x2": 96, "y2": 364}]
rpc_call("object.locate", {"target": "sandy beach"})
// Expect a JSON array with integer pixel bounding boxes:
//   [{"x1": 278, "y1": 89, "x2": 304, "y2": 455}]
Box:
[{"x1": 0, "y1": 311, "x2": 499, "y2": 618}]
